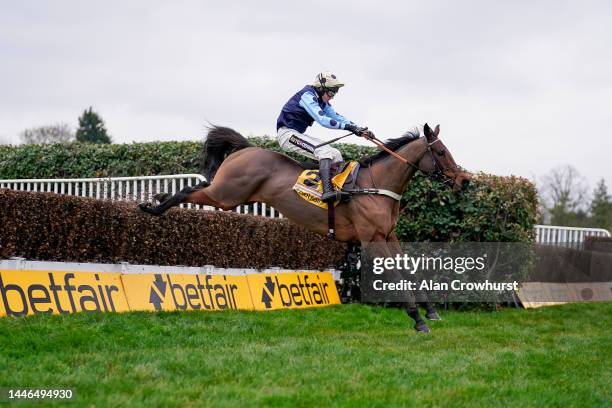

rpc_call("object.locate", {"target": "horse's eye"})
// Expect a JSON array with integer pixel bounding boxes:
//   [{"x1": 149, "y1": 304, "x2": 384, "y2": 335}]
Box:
[{"x1": 436, "y1": 149, "x2": 446, "y2": 157}]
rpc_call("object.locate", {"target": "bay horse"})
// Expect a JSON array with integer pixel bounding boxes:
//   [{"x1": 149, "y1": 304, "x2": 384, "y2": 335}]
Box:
[{"x1": 140, "y1": 123, "x2": 471, "y2": 333}]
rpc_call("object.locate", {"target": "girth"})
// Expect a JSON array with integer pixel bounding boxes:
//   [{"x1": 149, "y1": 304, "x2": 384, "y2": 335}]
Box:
[{"x1": 326, "y1": 163, "x2": 402, "y2": 239}]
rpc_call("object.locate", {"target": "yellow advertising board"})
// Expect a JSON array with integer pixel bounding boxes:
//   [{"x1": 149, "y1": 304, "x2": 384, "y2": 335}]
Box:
[
  {"x1": 0, "y1": 269, "x2": 340, "y2": 317},
  {"x1": 121, "y1": 273, "x2": 253, "y2": 311},
  {"x1": 0, "y1": 270, "x2": 129, "y2": 317},
  {"x1": 247, "y1": 272, "x2": 340, "y2": 310}
]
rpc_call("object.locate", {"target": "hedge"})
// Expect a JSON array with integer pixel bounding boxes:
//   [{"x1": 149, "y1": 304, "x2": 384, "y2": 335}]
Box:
[
  {"x1": 0, "y1": 189, "x2": 346, "y2": 269},
  {"x1": 584, "y1": 236, "x2": 612, "y2": 253},
  {"x1": 398, "y1": 173, "x2": 538, "y2": 242},
  {"x1": 0, "y1": 138, "x2": 373, "y2": 179},
  {"x1": 0, "y1": 141, "x2": 203, "y2": 179},
  {"x1": 0, "y1": 138, "x2": 539, "y2": 243}
]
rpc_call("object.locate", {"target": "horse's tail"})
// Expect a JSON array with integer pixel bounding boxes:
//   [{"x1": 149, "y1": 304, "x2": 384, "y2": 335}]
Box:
[{"x1": 199, "y1": 126, "x2": 253, "y2": 181}]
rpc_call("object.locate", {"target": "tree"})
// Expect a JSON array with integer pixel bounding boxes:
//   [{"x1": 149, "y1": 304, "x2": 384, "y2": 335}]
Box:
[
  {"x1": 19, "y1": 123, "x2": 74, "y2": 144},
  {"x1": 540, "y1": 165, "x2": 588, "y2": 226},
  {"x1": 76, "y1": 107, "x2": 112, "y2": 144},
  {"x1": 589, "y1": 179, "x2": 612, "y2": 230}
]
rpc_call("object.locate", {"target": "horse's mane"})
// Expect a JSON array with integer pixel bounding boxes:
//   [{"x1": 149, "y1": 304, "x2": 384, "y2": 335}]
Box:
[{"x1": 359, "y1": 128, "x2": 421, "y2": 167}]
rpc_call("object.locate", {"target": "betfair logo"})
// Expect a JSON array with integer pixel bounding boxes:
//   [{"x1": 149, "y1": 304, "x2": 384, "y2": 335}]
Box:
[
  {"x1": 0, "y1": 271, "x2": 126, "y2": 316},
  {"x1": 146, "y1": 274, "x2": 240, "y2": 311},
  {"x1": 148, "y1": 274, "x2": 167, "y2": 310},
  {"x1": 259, "y1": 274, "x2": 332, "y2": 309}
]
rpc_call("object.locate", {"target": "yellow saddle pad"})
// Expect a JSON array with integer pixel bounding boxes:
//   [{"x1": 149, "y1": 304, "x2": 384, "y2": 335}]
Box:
[{"x1": 293, "y1": 161, "x2": 359, "y2": 209}]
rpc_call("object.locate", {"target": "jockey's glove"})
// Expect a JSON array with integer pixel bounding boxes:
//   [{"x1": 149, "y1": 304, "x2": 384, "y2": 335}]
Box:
[
  {"x1": 345, "y1": 124, "x2": 369, "y2": 136},
  {"x1": 362, "y1": 130, "x2": 375, "y2": 141}
]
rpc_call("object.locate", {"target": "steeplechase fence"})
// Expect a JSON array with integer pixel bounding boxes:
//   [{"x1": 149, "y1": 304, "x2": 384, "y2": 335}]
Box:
[{"x1": 1, "y1": 174, "x2": 610, "y2": 244}]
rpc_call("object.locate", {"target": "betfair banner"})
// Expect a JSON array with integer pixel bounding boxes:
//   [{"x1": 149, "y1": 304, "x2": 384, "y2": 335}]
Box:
[
  {"x1": 247, "y1": 272, "x2": 340, "y2": 310},
  {"x1": 0, "y1": 270, "x2": 129, "y2": 316},
  {"x1": 121, "y1": 273, "x2": 253, "y2": 312},
  {"x1": 0, "y1": 269, "x2": 340, "y2": 317}
]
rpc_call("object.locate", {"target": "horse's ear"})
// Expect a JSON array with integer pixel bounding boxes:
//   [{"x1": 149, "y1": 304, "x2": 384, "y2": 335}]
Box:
[
  {"x1": 423, "y1": 123, "x2": 432, "y2": 137},
  {"x1": 434, "y1": 124, "x2": 440, "y2": 137}
]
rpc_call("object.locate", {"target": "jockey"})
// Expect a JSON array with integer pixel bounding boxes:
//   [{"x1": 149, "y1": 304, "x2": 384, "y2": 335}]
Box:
[{"x1": 276, "y1": 71, "x2": 372, "y2": 202}]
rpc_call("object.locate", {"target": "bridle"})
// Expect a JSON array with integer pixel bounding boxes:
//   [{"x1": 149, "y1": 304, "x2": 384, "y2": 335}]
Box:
[
  {"x1": 368, "y1": 135, "x2": 458, "y2": 186},
  {"x1": 423, "y1": 138, "x2": 456, "y2": 186},
  {"x1": 349, "y1": 134, "x2": 464, "y2": 204}
]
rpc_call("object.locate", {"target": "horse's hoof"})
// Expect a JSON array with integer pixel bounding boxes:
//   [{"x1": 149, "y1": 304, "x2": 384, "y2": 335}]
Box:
[
  {"x1": 153, "y1": 192, "x2": 171, "y2": 203},
  {"x1": 425, "y1": 311, "x2": 442, "y2": 321},
  {"x1": 414, "y1": 322, "x2": 430, "y2": 333}
]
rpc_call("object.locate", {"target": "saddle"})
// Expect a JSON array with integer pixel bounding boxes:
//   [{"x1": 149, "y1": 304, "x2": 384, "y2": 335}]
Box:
[
  {"x1": 292, "y1": 161, "x2": 360, "y2": 209},
  {"x1": 291, "y1": 159, "x2": 402, "y2": 239}
]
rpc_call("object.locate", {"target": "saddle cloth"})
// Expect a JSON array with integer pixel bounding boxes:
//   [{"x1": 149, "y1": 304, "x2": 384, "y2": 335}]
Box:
[{"x1": 293, "y1": 161, "x2": 360, "y2": 209}]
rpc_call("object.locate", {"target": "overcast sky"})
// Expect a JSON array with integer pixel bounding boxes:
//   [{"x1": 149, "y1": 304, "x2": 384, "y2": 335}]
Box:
[{"x1": 1, "y1": 1, "x2": 610, "y2": 190}]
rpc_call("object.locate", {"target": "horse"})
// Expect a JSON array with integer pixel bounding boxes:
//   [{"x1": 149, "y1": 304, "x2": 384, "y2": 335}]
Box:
[{"x1": 139, "y1": 123, "x2": 472, "y2": 332}]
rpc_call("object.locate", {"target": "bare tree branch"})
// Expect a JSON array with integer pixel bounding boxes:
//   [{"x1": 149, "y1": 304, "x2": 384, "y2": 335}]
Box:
[
  {"x1": 540, "y1": 165, "x2": 588, "y2": 210},
  {"x1": 19, "y1": 123, "x2": 75, "y2": 144},
  {"x1": 539, "y1": 165, "x2": 589, "y2": 225}
]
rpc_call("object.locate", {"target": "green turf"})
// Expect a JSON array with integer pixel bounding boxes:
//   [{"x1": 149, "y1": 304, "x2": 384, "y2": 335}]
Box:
[{"x1": 0, "y1": 303, "x2": 610, "y2": 407}]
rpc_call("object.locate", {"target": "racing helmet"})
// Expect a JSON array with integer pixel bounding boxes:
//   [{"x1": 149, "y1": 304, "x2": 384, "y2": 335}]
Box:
[{"x1": 313, "y1": 71, "x2": 345, "y2": 93}]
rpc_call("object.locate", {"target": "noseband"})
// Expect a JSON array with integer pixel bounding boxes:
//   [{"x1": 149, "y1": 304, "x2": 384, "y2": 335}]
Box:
[{"x1": 424, "y1": 139, "x2": 456, "y2": 186}]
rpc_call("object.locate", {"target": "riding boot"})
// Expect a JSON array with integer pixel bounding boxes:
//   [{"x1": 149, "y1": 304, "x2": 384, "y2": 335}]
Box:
[{"x1": 319, "y1": 159, "x2": 337, "y2": 202}]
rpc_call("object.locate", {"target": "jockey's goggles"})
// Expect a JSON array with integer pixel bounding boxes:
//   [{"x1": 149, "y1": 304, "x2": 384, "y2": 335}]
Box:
[{"x1": 325, "y1": 87, "x2": 339, "y2": 96}]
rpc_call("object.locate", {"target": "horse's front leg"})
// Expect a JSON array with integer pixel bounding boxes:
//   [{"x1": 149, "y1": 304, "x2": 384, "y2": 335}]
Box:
[
  {"x1": 387, "y1": 233, "x2": 441, "y2": 321},
  {"x1": 139, "y1": 180, "x2": 210, "y2": 216},
  {"x1": 361, "y1": 236, "x2": 430, "y2": 333}
]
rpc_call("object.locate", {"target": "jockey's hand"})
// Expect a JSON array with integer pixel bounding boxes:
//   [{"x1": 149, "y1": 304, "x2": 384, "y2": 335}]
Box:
[
  {"x1": 361, "y1": 130, "x2": 375, "y2": 141},
  {"x1": 345, "y1": 124, "x2": 369, "y2": 137}
]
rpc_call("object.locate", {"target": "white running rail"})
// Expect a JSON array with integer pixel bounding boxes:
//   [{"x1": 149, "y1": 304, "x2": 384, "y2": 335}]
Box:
[
  {"x1": 534, "y1": 225, "x2": 610, "y2": 246},
  {"x1": 0, "y1": 174, "x2": 283, "y2": 218}
]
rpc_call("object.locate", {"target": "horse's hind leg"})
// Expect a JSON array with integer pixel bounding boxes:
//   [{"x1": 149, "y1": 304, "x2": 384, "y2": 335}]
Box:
[
  {"x1": 154, "y1": 180, "x2": 210, "y2": 204},
  {"x1": 182, "y1": 183, "x2": 250, "y2": 210},
  {"x1": 140, "y1": 176, "x2": 256, "y2": 216},
  {"x1": 139, "y1": 180, "x2": 211, "y2": 216}
]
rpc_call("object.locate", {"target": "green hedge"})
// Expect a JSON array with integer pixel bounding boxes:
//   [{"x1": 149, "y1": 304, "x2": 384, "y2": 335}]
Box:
[
  {"x1": 0, "y1": 138, "x2": 375, "y2": 179},
  {"x1": 0, "y1": 142, "x2": 203, "y2": 178},
  {"x1": 398, "y1": 173, "x2": 538, "y2": 242},
  {"x1": 0, "y1": 139, "x2": 538, "y2": 243}
]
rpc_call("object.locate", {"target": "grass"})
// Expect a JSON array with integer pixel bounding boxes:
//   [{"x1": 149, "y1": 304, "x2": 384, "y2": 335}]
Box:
[{"x1": 0, "y1": 303, "x2": 610, "y2": 407}]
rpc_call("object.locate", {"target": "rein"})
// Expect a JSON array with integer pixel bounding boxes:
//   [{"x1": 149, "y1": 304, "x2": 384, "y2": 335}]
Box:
[
  {"x1": 317, "y1": 132, "x2": 460, "y2": 205},
  {"x1": 367, "y1": 135, "x2": 455, "y2": 186},
  {"x1": 316, "y1": 133, "x2": 453, "y2": 185},
  {"x1": 368, "y1": 137, "x2": 414, "y2": 167}
]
